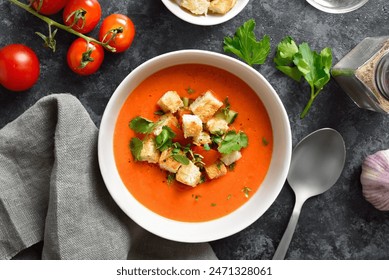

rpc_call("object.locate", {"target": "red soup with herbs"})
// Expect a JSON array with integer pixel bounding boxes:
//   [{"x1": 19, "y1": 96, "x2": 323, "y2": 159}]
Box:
[{"x1": 113, "y1": 64, "x2": 273, "y2": 222}]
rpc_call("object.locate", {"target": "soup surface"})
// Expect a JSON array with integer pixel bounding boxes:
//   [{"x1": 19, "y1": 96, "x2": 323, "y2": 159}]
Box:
[{"x1": 114, "y1": 64, "x2": 273, "y2": 222}]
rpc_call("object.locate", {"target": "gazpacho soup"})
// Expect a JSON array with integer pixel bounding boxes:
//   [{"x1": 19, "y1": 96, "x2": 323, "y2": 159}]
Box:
[{"x1": 114, "y1": 64, "x2": 273, "y2": 222}]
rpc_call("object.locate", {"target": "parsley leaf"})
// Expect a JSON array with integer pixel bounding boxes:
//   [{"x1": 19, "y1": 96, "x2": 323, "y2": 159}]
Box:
[
  {"x1": 172, "y1": 154, "x2": 190, "y2": 165},
  {"x1": 218, "y1": 130, "x2": 248, "y2": 154},
  {"x1": 129, "y1": 117, "x2": 156, "y2": 134},
  {"x1": 274, "y1": 36, "x2": 333, "y2": 118},
  {"x1": 223, "y1": 19, "x2": 271, "y2": 66},
  {"x1": 129, "y1": 137, "x2": 143, "y2": 161},
  {"x1": 155, "y1": 126, "x2": 175, "y2": 151},
  {"x1": 274, "y1": 36, "x2": 302, "y2": 82}
]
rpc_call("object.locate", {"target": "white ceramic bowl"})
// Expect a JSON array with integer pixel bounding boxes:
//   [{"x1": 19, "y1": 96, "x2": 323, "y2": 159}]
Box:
[
  {"x1": 161, "y1": 0, "x2": 249, "y2": 26},
  {"x1": 98, "y1": 50, "x2": 291, "y2": 243}
]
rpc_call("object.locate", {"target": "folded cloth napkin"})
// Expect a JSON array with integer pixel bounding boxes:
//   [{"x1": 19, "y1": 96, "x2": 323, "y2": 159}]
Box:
[{"x1": 0, "y1": 94, "x2": 217, "y2": 260}]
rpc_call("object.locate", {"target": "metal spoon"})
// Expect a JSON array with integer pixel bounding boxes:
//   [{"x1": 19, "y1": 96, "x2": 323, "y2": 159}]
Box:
[
  {"x1": 272, "y1": 128, "x2": 346, "y2": 260},
  {"x1": 306, "y1": 0, "x2": 369, "y2": 14}
]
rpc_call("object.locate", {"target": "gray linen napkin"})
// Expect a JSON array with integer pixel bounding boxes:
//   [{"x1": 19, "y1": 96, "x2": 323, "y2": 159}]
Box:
[{"x1": 0, "y1": 94, "x2": 217, "y2": 260}]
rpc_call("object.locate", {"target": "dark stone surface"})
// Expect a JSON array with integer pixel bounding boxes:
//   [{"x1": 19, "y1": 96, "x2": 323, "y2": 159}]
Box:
[{"x1": 1, "y1": 0, "x2": 389, "y2": 260}]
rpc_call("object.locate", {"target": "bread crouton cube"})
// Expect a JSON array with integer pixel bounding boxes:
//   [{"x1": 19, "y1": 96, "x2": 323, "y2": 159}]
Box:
[
  {"x1": 158, "y1": 148, "x2": 182, "y2": 173},
  {"x1": 140, "y1": 137, "x2": 160, "y2": 163},
  {"x1": 209, "y1": 0, "x2": 236, "y2": 14},
  {"x1": 177, "y1": 0, "x2": 210, "y2": 15},
  {"x1": 176, "y1": 161, "x2": 202, "y2": 187},
  {"x1": 153, "y1": 113, "x2": 179, "y2": 136},
  {"x1": 182, "y1": 114, "x2": 202, "y2": 138},
  {"x1": 206, "y1": 117, "x2": 229, "y2": 135},
  {"x1": 193, "y1": 131, "x2": 212, "y2": 146},
  {"x1": 220, "y1": 150, "x2": 242, "y2": 166},
  {"x1": 205, "y1": 162, "x2": 227, "y2": 179},
  {"x1": 157, "y1": 91, "x2": 184, "y2": 113},
  {"x1": 189, "y1": 91, "x2": 223, "y2": 122}
]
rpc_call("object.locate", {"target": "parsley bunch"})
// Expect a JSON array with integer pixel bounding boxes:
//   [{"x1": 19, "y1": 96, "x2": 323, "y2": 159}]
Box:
[
  {"x1": 223, "y1": 19, "x2": 271, "y2": 66},
  {"x1": 274, "y1": 36, "x2": 332, "y2": 118}
]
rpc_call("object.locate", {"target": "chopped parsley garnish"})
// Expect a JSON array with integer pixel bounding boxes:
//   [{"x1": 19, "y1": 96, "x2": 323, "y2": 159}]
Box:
[
  {"x1": 129, "y1": 117, "x2": 156, "y2": 134},
  {"x1": 218, "y1": 130, "x2": 248, "y2": 154},
  {"x1": 242, "y1": 186, "x2": 252, "y2": 198},
  {"x1": 155, "y1": 126, "x2": 175, "y2": 151},
  {"x1": 167, "y1": 173, "x2": 175, "y2": 185},
  {"x1": 129, "y1": 137, "x2": 143, "y2": 161},
  {"x1": 262, "y1": 137, "x2": 269, "y2": 146},
  {"x1": 186, "y1": 87, "x2": 195, "y2": 94},
  {"x1": 211, "y1": 203, "x2": 217, "y2": 207},
  {"x1": 192, "y1": 194, "x2": 202, "y2": 201}
]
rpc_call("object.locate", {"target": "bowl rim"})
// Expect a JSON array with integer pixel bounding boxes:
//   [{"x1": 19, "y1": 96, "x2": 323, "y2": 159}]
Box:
[
  {"x1": 161, "y1": 0, "x2": 250, "y2": 26},
  {"x1": 98, "y1": 50, "x2": 291, "y2": 242},
  {"x1": 306, "y1": 0, "x2": 369, "y2": 14}
]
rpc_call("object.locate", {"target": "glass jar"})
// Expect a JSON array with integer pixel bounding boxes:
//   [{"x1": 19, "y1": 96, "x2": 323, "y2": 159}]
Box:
[{"x1": 331, "y1": 36, "x2": 389, "y2": 113}]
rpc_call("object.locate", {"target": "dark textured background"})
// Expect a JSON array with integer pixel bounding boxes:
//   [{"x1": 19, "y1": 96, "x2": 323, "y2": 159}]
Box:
[{"x1": 1, "y1": 0, "x2": 389, "y2": 260}]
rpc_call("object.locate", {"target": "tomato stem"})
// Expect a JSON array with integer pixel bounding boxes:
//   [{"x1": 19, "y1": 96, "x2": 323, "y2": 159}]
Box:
[{"x1": 9, "y1": 0, "x2": 116, "y2": 52}]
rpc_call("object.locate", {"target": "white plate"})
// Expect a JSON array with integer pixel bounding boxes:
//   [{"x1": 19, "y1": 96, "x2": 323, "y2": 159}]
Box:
[
  {"x1": 306, "y1": 0, "x2": 369, "y2": 14},
  {"x1": 161, "y1": 0, "x2": 249, "y2": 26},
  {"x1": 98, "y1": 50, "x2": 291, "y2": 242}
]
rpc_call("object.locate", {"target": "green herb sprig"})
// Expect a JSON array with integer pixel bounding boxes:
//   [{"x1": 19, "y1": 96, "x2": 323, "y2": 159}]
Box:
[
  {"x1": 274, "y1": 36, "x2": 332, "y2": 118},
  {"x1": 223, "y1": 19, "x2": 271, "y2": 67},
  {"x1": 218, "y1": 130, "x2": 248, "y2": 154}
]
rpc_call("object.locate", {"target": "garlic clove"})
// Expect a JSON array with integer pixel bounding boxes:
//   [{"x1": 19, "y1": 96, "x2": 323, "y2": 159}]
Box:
[{"x1": 361, "y1": 149, "x2": 389, "y2": 211}]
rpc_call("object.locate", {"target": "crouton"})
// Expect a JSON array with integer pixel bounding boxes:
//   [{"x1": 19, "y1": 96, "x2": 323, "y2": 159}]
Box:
[
  {"x1": 158, "y1": 148, "x2": 182, "y2": 173},
  {"x1": 140, "y1": 137, "x2": 160, "y2": 163},
  {"x1": 182, "y1": 114, "x2": 202, "y2": 138},
  {"x1": 206, "y1": 117, "x2": 229, "y2": 135},
  {"x1": 205, "y1": 162, "x2": 227, "y2": 179},
  {"x1": 177, "y1": 0, "x2": 210, "y2": 15},
  {"x1": 189, "y1": 91, "x2": 223, "y2": 122},
  {"x1": 176, "y1": 161, "x2": 202, "y2": 187},
  {"x1": 220, "y1": 150, "x2": 242, "y2": 166},
  {"x1": 193, "y1": 131, "x2": 212, "y2": 146},
  {"x1": 153, "y1": 113, "x2": 179, "y2": 136},
  {"x1": 209, "y1": 0, "x2": 236, "y2": 14},
  {"x1": 157, "y1": 91, "x2": 184, "y2": 113}
]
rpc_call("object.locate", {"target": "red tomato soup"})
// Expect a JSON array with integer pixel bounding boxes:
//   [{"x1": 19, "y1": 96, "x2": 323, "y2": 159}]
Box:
[{"x1": 113, "y1": 64, "x2": 273, "y2": 222}]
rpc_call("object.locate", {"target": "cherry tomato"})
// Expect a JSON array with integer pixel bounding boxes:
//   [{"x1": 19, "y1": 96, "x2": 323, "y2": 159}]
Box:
[
  {"x1": 67, "y1": 38, "x2": 104, "y2": 76},
  {"x1": 0, "y1": 44, "x2": 40, "y2": 92},
  {"x1": 98, "y1": 14, "x2": 135, "y2": 53},
  {"x1": 192, "y1": 146, "x2": 220, "y2": 166},
  {"x1": 31, "y1": 0, "x2": 69, "y2": 15},
  {"x1": 63, "y1": 0, "x2": 101, "y2": 34}
]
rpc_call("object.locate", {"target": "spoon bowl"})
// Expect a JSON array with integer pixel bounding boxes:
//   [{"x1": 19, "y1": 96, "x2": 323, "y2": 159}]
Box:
[{"x1": 273, "y1": 128, "x2": 346, "y2": 259}]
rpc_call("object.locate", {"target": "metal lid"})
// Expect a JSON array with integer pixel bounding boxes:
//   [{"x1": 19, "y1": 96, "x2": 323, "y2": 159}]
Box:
[{"x1": 376, "y1": 51, "x2": 389, "y2": 99}]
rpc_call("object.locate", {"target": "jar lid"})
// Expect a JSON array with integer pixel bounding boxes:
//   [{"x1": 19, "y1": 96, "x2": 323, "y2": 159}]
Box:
[{"x1": 376, "y1": 51, "x2": 389, "y2": 99}]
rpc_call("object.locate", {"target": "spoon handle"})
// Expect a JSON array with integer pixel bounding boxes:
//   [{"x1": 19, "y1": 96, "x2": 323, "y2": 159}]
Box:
[{"x1": 272, "y1": 195, "x2": 305, "y2": 260}]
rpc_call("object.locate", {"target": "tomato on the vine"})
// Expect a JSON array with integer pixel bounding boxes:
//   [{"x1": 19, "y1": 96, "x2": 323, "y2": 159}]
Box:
[
  {"x1": 30, "y1": 0, "x2": 69, "y2": 15},
  {"x1": 98, "y1": 14, "x2": 135, "y2": 53},
  {"x1": 63, "y1": 0, "x2": 101, "y2": 34},
  {"x1": 0, "y1": 44, "x2": 40, "y2": 92},
  {"x1": 67, "y1": 38, "x2": 104, "y2": 76}
]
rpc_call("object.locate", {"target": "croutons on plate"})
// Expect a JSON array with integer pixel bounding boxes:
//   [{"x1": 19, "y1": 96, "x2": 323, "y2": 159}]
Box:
[{"x1": 176, "y1": 0, "x2": 210, "y2": 15}]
